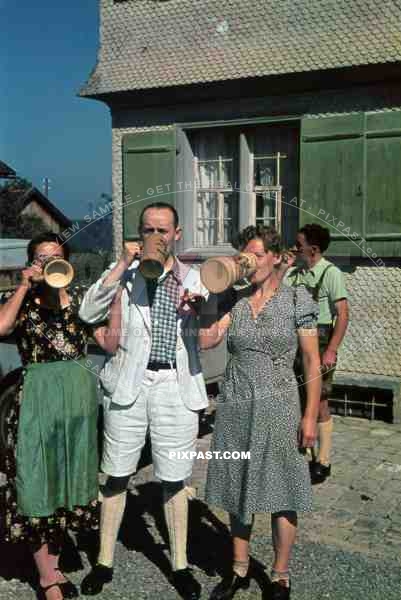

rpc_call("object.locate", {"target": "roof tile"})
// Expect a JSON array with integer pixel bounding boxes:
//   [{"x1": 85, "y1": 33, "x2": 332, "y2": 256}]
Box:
[{"x1": 81, "y1": 0, "x2": 401, "y2": 96}]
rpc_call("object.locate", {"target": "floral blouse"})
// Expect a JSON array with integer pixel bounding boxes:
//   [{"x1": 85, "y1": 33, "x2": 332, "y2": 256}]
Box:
[{"x1": 0, "y1": 285, "x2": 93, "y2": 365}]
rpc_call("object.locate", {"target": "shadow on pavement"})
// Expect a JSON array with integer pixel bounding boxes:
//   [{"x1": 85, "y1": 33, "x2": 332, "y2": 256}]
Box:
[
  {"x1": 116, "y1": 482, "x2": 271, "y2": 596},
  {"x1": 0, "y1": 483, "x2": 272, "y2": 599},
  {"x1": 0, "y1": 541, "x2": 37, "y2": 585}
]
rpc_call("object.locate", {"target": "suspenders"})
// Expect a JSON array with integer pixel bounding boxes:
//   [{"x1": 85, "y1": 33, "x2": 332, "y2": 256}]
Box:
[{"x1": 294, "y1": 264, "x2": 334, "y2": 303}]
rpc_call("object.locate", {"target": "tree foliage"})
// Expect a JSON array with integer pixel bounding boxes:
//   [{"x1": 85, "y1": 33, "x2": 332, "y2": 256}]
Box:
[{"x1": 69, "y1": 193, "x2": 113, "y2": 253}]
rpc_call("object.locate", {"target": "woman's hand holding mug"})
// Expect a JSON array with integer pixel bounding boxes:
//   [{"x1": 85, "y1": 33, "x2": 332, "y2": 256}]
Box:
[{"x1": 20, "y1": 264, "x2": 44, "y2": 289}]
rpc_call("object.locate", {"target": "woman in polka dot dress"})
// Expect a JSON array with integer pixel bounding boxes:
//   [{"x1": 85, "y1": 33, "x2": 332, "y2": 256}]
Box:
[{"x1": 200, "y1": 226, "x2": 321, "y2": 600}]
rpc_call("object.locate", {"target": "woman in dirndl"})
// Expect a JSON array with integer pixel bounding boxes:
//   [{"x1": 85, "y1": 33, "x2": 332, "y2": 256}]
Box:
[{"x1": 0, "y1": 232, "x2": 120, "y2": 600}]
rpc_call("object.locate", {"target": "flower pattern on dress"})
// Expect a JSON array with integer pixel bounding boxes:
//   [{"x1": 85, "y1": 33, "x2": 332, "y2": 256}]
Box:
[
  {"x1": 0, "y1": 285, "x2": 100, "y2": 545},
  {"x1": 0, "y1": 285, "x2": 92, "y2": 365}
]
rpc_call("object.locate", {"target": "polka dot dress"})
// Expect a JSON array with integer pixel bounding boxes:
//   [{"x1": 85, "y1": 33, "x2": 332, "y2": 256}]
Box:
[{"x1": 205, "y1": 284, "x2": 318, "y2": 524}]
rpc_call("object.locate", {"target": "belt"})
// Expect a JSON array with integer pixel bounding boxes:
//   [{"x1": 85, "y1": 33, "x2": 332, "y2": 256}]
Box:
[{"x1": 147, "y1": 361, "x2": 177, "y2": 371}]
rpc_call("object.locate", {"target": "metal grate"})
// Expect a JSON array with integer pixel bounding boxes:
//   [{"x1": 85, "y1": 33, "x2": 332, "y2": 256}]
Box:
[{"x1": 329, "y1": 386, "x2": 393, "y2": 423}]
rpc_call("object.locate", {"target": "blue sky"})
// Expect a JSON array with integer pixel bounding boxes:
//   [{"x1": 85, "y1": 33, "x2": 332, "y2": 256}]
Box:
[{"x1": 1, "y1": 1, "x2": 111, "y2": 219}]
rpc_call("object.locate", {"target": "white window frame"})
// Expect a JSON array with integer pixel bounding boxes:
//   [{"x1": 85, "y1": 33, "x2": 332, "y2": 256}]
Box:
[
  {"x1": 252, "y1": 151, "x2": 286, "y2": 233},
  {"x1": 194, "y1": 155, "x2": 237, "y2": 246},
  {"x1": 254, "y1": 186, "x2": 283, "y2": 231},
  {"x1": 180, "y1": 120, "x2": 296, "y2": 252}
]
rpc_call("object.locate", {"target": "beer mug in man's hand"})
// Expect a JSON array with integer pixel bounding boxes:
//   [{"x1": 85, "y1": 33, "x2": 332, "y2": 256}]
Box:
[{"x1": 139, "y1": 233, "x2": 168, "y2": 279}]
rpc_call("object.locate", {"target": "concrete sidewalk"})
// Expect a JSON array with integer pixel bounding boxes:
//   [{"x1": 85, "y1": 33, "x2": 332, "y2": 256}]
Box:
[{"x1": 1, "y1": 416, "x2": 401, "y2": 599}]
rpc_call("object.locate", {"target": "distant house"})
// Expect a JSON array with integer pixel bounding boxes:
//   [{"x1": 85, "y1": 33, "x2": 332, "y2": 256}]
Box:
[
  {"x1": 0, "y1": 183, "x2": 72, "y2": 236},
  {"x1": 0, "y1": 239, "x2": 29, "y2": 291},
  {"x1": 0, "y1": 166, "x2": 72, "y2": 287},
  {"x1": 0, "y1": 161, "x2": 16, "y2": 180}
]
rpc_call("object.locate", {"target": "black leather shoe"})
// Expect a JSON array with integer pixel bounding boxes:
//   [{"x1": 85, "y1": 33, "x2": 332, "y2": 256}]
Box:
[
  {"x1": 310, "y1": 461, "x2": 331, "y2": 484},
  {"x1": 80, "y1": 564, "x2": 113, "y2": 596},
  {"x1": 209, "y1": 572, "x2": 250, "y2": 600},
  {"x1": 171, "y1": 568, "x2": 201, "y2": 600},
  {"x1": 271, "y1": 579, "x2": 291, "y2": 599}
]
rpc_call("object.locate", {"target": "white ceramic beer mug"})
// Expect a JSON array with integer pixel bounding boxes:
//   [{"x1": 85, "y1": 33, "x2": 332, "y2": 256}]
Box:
[
  {"x1": 200, "y1": 253, "x2": 257, "y2": 293},
  {"x1": 43, "y1": 257, "x2": 74, "y2": 288}
]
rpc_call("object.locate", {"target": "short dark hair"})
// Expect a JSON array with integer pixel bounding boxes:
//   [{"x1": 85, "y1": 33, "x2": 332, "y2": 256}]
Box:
[
  {"x1": 27, "y1": 231, "x2": 70, "y2": 264},
  {"x1": 236, "y1": 225, "x2": 282, "y2": 254},
  {"x1": 138, "y1": 202, "x2": 179, "y2": 231},
  {"x1": 299, "y1": 224, "x2": 331, "y2": 253}
]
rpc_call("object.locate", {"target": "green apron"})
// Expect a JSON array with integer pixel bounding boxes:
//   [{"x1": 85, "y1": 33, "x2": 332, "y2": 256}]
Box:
[{"x1": 16, "y1": 359, "x2": 99, "y2": 517}]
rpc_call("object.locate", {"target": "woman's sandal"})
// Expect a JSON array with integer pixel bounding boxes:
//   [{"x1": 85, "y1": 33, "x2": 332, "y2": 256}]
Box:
[
  {"x1": 38, "y1": 582, "x2": 64, "y2": 600},
  {"x1": 54, "y1": 569, "x2": 79, "y2": 598},
  {"x1": 38, "y1": 572, "x2": 79, "y2": 600},
  {"x1": 271, "y1": 569, "x2": 291, "y2": 600}
]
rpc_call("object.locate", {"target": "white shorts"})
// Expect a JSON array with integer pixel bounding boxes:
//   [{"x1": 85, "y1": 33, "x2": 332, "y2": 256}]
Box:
[{"x1": 102, "y1": 368, "x2": 199, "y2": 481}]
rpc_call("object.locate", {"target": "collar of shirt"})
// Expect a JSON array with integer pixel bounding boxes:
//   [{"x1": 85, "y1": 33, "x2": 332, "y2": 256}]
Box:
[
  {"x1": 158, "y1": 258, "x2": 182, "y2": 285},
  {"x1": 308, "y1": 256, "x2": 330, "y2": 279},
  {"x1": 287, "y1": 256, "x2": 329, "y2": 279}
]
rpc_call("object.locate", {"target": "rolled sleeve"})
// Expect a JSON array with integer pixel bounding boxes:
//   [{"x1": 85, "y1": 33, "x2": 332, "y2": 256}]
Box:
[
  {"x1": 79, "y1": 262, "x2": 120, "y2": 324},
  {"x1": 326, "y1": 267, "x2": 348, "y2": 302}
]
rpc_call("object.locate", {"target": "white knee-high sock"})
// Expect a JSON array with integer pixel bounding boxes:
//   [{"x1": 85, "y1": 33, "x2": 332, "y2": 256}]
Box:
[
  {"x1": 98, "y1": 491, "x2": 127, "y2": 568},
  {"x1": 317, "y1": 417, "x2": 333, "y2": 466},
  {"x1": 163, "y1": 487, "x2": 189, "y2": 572}
]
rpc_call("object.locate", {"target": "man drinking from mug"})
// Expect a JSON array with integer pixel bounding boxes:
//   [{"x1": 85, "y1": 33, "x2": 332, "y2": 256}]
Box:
[
  {"x1": 284, "y1": 224, "x2": 349, "y2": 484},
  {"x1": 79, "y1": 202, "x2": 209, "y2": 600}
]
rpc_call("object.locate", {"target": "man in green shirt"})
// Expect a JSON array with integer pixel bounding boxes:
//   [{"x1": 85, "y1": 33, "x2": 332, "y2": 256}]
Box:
[{"x1": 285, "y1": 224, "x2": 349, "y2": 484}]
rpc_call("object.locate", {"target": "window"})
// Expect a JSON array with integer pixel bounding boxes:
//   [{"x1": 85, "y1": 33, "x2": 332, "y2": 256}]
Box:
[
  {"x1": 254, "y1": 153, "x2": 284, "y2": 232},
  {"x1": 189, "y1": 129, "x2": 238, "y2": 246},
  {"x1": 195, "y1": 157, "x2": 237, "y2": 245},
  {"x1": 187, "y1": 123, "x2": 299, "y2": 248}
]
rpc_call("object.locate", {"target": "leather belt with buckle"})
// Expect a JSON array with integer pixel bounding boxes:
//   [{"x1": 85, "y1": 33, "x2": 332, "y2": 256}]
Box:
[{"x1": 147, "y1": 361, "x2": 177, "y2": 371}]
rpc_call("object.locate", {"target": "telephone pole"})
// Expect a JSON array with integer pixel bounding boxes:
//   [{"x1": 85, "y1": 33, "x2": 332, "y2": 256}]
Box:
[{"x1": 42, "y1": 177, "x2": 51, "y2": 197}]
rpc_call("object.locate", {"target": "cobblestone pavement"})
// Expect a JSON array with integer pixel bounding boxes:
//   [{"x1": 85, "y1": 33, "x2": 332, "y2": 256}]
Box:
[{"x1": 1, "y1": 416, "x2": 401, "y2": 599}]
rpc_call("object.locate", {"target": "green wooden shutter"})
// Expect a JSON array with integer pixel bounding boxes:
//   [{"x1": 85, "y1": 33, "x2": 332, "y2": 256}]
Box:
[
  {"x1": 366, "y1": 112, "x2": 401, "y2": 237},
  {"x1": 300, "y1": 115, "x2": 364, "y2": 256},
  {"x1": 122, "y1": 129, "x2": 176, "y2": 240}
]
